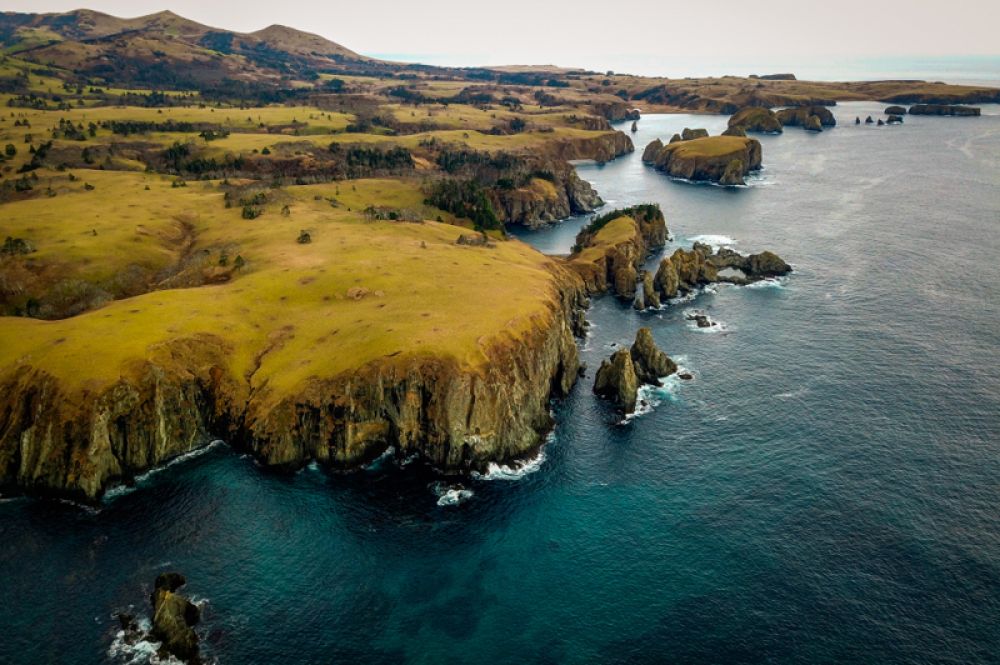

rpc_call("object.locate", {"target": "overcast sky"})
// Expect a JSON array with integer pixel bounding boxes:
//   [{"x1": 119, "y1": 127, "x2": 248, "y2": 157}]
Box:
[{"x1": 6, "y1": 0, "x2": 1000, "y2": 75}]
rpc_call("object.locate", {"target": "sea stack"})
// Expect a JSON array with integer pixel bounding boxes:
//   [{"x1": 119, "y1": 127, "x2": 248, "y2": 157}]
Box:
[{"x1": 594, "y1": 327, "x2": 676, "y2": 413}]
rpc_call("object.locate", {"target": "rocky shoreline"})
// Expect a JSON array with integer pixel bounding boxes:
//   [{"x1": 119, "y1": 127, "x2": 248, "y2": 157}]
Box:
[{"x1": 0, "y1": 264, "x2": 589, "y2": 502}]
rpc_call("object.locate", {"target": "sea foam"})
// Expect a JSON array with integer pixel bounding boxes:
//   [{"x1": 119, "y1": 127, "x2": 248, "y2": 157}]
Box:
[
  {"x1": 472, "y1": 434, "x2": 552, "y2": 481},
  {"x1": 430, "y1": 482, "x2": 474, "y2": 506},
  {"x1": 102, "y1": 440, "x2": 226, "y2": 503}
]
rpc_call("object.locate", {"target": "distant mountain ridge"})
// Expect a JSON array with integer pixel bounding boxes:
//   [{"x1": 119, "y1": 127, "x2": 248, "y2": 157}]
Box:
[{"x1": 0, "y1": 9, "x2": 371, "y2": 86}]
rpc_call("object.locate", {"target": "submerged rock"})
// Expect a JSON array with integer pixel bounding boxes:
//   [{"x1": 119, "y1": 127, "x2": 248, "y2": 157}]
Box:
[
  {"x1": 687, "y1": 312, "x2": 715, "y2": 328},
  {"x1": 886, "y1": 114, "x2": 904, "y2": 124}
]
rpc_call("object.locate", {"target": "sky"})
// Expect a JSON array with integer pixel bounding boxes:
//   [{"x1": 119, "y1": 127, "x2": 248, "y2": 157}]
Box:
[{"x1": 6, "y1": 0, "x2": 1000, "y2": 78}]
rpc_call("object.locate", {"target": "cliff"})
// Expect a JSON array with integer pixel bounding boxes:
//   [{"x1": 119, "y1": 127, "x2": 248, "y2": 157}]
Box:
[
  {"x1": 642, "y1": 135, "x2": 762, "y2": 186},
  {"x1": 728, "y1": 107, "x2": 783, "y2": 133},
  {"x1": 0, "y1": 207, "x2": 589, "y2": 502},
  {"x1": 908, "y1": 104, "x2": 981, "y2": 116},
  {"x1": 539, "y1": 130, "x2": 635, "y2": 162},
  {"x1": 593, "y1": 327, "x2": 676, "y2": 413},
  {"x1": 566, "y1": 204, "x2": 668, "y2": 300},
  {"x1": 776, "y1": 106, "x2": 836, "y2": 131},
  {"x1": 653, "y1": 243, "x2": 791, "y2": 301},
  {"x1": 491, "y1": 169, "x2": 603, "y2": 229}
]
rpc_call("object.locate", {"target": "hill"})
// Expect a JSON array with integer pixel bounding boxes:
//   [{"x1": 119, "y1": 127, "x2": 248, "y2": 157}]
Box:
[{"x1": 0, "y1": 9, "x2": 369, "y2": 87}]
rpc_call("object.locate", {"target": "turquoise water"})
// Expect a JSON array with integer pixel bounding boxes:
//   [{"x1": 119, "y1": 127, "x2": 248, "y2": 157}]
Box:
[{"x1": 2, "y1": 102, "x2": 1000, "y2": 664}]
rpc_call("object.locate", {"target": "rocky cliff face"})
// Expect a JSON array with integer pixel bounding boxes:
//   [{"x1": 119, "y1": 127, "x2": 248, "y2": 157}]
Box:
[
  {"x1": 540, "y1": 130, "x2": 635, "y2": 162},
  {"x1": 908, "y1": 104, "x2": 980, "y2": 116},
  {"x1": 567, "y1": 204, "x2": 668, "y2": 300},
  {"x1": 652, "y1": 244, "x2": 791, "y2": 301},
  {"x1": 0, "y1": 271, "x2": 587, "y2": 501},
  {"x1": 478, "y1": 131, "x2": 632, "y2": 229},
  {"x1": 642, "y1": 135, "x2": 762, "y2": 186},
  {"x1": 777, "y1": 106, "x2": 836, "y2": 130},
  {"x1": 593, "y1": 327, "x2": 676, "y2": 413},
  {"x1": 491, "y1": 168, "x2": 603, "y2": 229},
  {"x1": 728, "y1": 107, "x2": 783, "y2": 133}
]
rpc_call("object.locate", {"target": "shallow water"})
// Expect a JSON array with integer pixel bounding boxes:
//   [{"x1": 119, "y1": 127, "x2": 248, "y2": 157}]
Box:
[{"x1": 3, "y1": 102, "x2": 1000, "y2": 664}]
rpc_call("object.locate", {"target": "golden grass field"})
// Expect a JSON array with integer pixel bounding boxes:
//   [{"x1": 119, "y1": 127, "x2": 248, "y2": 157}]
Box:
[{"x1": 0, "y1": 166, "x2": 567, "y2": 402}]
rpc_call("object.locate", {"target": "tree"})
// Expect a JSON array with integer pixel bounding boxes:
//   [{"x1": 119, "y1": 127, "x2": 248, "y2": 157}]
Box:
[{"x1": 4, "y1": 144, "x2": 14, "y2": 157}]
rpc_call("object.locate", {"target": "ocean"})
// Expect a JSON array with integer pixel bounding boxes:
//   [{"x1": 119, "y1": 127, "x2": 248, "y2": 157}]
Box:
[{"x1": 2, "y1": 102, "x2": 1000, "y2": 664}]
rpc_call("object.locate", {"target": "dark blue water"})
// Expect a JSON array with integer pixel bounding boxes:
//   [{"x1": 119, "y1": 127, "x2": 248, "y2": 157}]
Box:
[{"x1": 3, "y1": 102, "x2": 1000, "y2": 664}]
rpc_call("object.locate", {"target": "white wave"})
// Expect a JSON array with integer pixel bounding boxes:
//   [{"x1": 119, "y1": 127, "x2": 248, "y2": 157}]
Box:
[
  {"x1": 108, "y1": 616, "x2": 182, "y2": 665},
  {"x1": 436, "y1": 487, "x2": 474, "y2": 507},
  {"x1": 686, "y1": 234, "x2": 735, "y2": 250},
  {"x1": 306, "y1": 461, "x2": 320, "y2": 472},
  {"x1": 775, "y1": 387, "x2": 810, "y2": 399},
  {"x1": 622, "y1": 371, "x2": 687, "y2": 423},
  {"x1": 430, "y1": 481, "x2": 473, "y2": 506},
  {"x1": 102, "y1": 484, "x2": 137, "y2": 501},
  {"x1": 473, "y1": 439, "x2": 549, "y2": 481},
  {"x1": 743, "y1": 277, "x2": 786, "y2": 289},
  {"x1": 683, "y1": 309, "x2": 728, "y2": 333},
  {"x1": 361, "y1": 445, "x2": 396, "y2": 471},
  {"x1": 102, "y1": 440, "x2": 225, "y2": 504}
]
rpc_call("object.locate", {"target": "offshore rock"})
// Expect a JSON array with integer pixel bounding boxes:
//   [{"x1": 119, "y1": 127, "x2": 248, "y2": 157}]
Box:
[
  {"x1": 150, "y1": 572, "x2": 201, "y2": 664},
  {"x1": 727, "y1": 107, "x2": 783, "y2": 133},
  {"x1": 642, "y1": 135, "x2": 762, "y2": 185},
  {"x1": 777, "y1": 105, "x2": 836, "y2": 129},
  {"x1": 803, "y1": 114, "x2": 823, "y2": 132},
  {"x1": 593, "y1": 349, "x2": 638, "y2": 413},
  {"x1": 719, "y1": 158, "x2": 747, "y2": 186},
  {"x1": 908, "y1": 104, "x2": 980, "y2": 116},
  {"x1": 630, "y1": 327, "x2": 677, "y2": 385},
  {"x1": 681, "y1": 127, "x2": 709, "y2": 141},
  {"x1": 593, "y1": 327, "x2": 676, "y2": 413}
]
